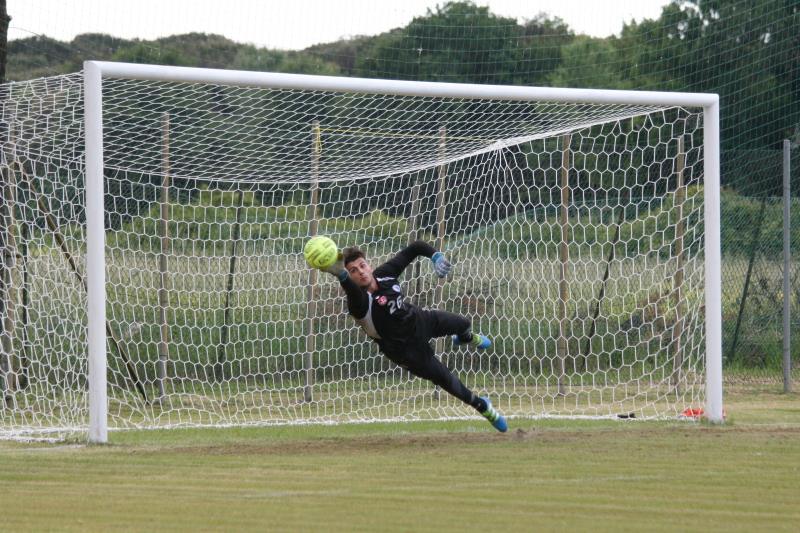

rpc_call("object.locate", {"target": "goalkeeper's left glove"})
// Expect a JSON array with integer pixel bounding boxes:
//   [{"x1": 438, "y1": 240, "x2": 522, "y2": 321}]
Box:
[
  {"x1": 431, "y1": 251, "x2": 452, "y2": 278},
  {"x1": 320, "y1": 253, "x2": 348, "y2": 282}
]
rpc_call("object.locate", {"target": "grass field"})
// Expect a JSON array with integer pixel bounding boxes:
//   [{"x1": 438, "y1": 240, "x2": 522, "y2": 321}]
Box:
[{"x1": 1, "y1": 385, "x2": 798, "y2": 532}]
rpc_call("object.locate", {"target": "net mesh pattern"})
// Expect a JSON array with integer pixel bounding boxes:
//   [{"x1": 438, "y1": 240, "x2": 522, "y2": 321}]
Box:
[{"x1": 0, "y1": 72, "x2": 707, "y2": 440}]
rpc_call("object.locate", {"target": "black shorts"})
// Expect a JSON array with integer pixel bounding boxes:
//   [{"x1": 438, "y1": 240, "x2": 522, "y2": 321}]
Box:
[
  {"x1": 376, "y1": 309, "x2": 475, "y2": 405},
  {"x1": 378, "y1": 309, "x2": 470, "y2": 372}
]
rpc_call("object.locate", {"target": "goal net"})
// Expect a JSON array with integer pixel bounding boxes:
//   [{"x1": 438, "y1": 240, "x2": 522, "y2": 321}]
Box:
[{"x1": 0, "y1": 63, "x2": 721, "y2": 441}]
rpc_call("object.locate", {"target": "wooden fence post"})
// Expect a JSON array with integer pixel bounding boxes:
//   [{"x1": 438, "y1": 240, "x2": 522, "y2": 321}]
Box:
[
  {"x1": 304, "y1": 121, "x2": 321, "y2": 402},
  {"x1": 558, "y1": 134, "x2": 572, "y2": 396}
]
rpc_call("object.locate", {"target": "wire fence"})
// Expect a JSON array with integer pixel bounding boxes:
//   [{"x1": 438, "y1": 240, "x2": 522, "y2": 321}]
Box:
[{"x1": 721, "y1": 148, "x2": 798, "y2": 387}]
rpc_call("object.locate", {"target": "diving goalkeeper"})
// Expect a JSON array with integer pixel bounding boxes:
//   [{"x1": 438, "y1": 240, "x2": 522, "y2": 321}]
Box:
[{"x1": 317, "y1": 240, "x2": 507, "y2": 432}]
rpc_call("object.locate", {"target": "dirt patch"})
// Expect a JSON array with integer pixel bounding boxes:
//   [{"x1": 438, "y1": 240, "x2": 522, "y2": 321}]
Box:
[{"x1": 134, "y1": 423, "x2": 800, "y2": 458}]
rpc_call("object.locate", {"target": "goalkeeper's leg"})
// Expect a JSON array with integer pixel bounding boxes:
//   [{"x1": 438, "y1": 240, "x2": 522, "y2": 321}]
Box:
[
  {"x1": 392, "y1": 339, "x2": 507, "y2": 432},
  {"x1": 419, "y1": 309, "x2": 491, "y2": 350}
]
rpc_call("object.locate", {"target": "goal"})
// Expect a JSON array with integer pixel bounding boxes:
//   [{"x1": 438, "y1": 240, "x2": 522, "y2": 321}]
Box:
[{"x1": 0, "y1": 62, "x2": 722, "y2": 442}]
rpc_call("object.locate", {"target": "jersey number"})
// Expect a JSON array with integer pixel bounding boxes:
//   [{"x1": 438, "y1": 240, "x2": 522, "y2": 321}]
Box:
[{"x1": 388, "y1": 295, "x2": 404, "y2": 314}]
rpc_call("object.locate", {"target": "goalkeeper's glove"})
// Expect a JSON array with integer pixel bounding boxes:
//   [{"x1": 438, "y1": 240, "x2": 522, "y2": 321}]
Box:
[
  {"x1": 431, "y1": 251, "x2": 452, "y2": 278},
  {"x1": 320, "y1": 252, "x2": 348, "y2": 282}
]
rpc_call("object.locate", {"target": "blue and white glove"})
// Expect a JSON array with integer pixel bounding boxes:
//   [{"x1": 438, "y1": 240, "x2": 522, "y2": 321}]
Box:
[{"x1": 431, "y1": 252, "x2": 452, "y2": 278}]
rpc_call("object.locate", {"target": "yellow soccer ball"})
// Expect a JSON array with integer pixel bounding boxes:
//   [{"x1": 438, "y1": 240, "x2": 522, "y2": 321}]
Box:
[{"x1": 304, "y1": 236, "x2": 339, "y2": 269}]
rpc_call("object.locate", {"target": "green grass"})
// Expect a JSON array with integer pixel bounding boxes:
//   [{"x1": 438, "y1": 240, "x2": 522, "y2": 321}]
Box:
[{"x1": 1, "y1": 386, "x2": 798, "y2": 532}]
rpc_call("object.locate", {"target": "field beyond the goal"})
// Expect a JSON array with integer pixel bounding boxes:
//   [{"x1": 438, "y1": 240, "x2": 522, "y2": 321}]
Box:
[{"x1": 1, "y1": 386, "x2": 798, "y2": 532}]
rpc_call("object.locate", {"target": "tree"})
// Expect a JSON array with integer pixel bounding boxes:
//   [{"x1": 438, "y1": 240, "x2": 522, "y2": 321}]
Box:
[
  {"x1": 356, "y1": 2, "x2": 527, "y2": 84},
  {"x1": 547, "y1": 36, "x2": 629, "y2": 89},
  {"x1": 518, "y1": 13, "x2": 575, "y2": 86},
  {"x1": 6, "y1": 35, "x2": 76, "y2": 80},
  {"x1": 305, "y1": 35, "x2": 377, "y2": 76},
  {"x1": 617, "y1": 0, "x2": 799, "y2": 151},
  {"x1": 154, "y1": 33, "x2": 240, "y2": 69},
  {"x1": 0, "y1": 0, "x2": 12, "y2": 398},
  {"x1": 111, "y1": 42, "x2": 190, "y2": 67},
  {"x1": 233, "y1": 45, "x2": 341, "y2": 75},
  {"x1": 0, "y1": 0, "x2": 9, "y2": 83}
]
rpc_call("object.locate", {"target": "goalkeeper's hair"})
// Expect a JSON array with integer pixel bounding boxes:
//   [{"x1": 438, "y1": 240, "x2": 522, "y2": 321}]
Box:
[{"x1": 343, "y1": 246, "x2": 366, "y2": 266}]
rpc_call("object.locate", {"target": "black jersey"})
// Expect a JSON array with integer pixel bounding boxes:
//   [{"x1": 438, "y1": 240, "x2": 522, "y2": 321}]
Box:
[{"x1": 340, "y1": 241, "x2": 436, "y2": 343}]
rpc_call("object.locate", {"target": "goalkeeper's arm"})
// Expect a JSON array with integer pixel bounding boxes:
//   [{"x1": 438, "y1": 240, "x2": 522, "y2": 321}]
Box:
[
  {"x1": 319, "y1": 255, "x2": 369, "y2": 319},
  {"x1": 376, "y1": 240, "x2": 453, "y2": 278}
]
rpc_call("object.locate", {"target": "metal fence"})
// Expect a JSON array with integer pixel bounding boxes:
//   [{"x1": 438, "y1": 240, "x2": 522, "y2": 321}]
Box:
[{"x1": 721, "y1": 144, "x2": 797, "y2": 389}]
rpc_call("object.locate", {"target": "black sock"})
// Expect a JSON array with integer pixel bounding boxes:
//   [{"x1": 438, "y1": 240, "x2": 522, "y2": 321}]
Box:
[{"x1": 470, "y1": 396, "x2": 487, "y2": 412}]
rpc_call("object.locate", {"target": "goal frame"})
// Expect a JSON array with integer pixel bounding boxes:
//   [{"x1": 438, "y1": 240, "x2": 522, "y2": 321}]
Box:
[{"x1": 83, "y1": 60, "x2": 723, "y2": 443}]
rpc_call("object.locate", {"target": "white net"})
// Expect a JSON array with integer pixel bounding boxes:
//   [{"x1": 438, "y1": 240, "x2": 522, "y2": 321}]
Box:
[{"x1": 0, "y1": 71, "x2": 708, "y2": 440}]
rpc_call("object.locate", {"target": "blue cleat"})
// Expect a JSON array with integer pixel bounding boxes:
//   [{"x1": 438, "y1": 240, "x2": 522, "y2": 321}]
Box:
[
  {"x1": 473, "y1": 334, "x2": 492, "y2": 350},
  {"x1": 480, "y1": 397, "x2": 508, "y2": 433},
  {"x1": 452, "y1": 333, "x2": 492, "y2": 350}
]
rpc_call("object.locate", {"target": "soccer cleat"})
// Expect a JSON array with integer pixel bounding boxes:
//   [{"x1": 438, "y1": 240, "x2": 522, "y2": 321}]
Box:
[
  {"x1": 452, "y1": 333, "x2": 492, "y2": 350},
  {"x1": 480, "y1": 397, "x2": 508, "y2": 432},
  {"x1": 471, "y1": 333, "x2": 492, "y2": 350}
]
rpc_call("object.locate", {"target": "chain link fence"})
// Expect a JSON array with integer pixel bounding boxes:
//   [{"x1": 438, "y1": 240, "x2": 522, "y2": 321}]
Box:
[{"x1": 721, "y1": 147, "x2": 798, "y2": 388}]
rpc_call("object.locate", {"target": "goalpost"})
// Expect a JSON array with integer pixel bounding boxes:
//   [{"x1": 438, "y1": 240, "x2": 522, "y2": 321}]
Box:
[{"x1": 0, "y1": 61, "x2": 722, "y2": 442}]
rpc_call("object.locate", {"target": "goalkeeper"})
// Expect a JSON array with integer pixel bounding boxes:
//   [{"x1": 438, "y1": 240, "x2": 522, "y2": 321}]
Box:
[{"x1": 318, "y1": 240, "x2": 507, "y2": 432}]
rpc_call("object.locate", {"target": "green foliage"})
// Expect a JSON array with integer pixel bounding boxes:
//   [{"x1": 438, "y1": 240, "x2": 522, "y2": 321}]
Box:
[
  {"x1": 8, "y1": 0, "x2": 796, "y2": 160},
  {"x1": 106, "y1": 189, "x2": 412, "y2": 255},
  {"x1": 232, "y1": 45, "x2": 341, "y2": 75},
  {"x1": 305, "y1": 35, "x2": 379, "y2": 76},
  {"x1": 456, "y1": 184, "x2": 703, "y2": 261},
  {"x1": 547, "y1": 36, "x2": 630, "y2": 89},
  {"x1": 7, "y1": 35, "x2": 85, "y2": 79},
  {"x1": 355, "y1": 1, "x2": 572, "y2": 84},
  {"x1": 111, "y1": 42, "x2": 192, "y2": 67},
  {"x1": 8, "y1": 32, "x2": 341, "y2": 81},
  {"x1": 154, "y1": 33, "x2": 241, "y2": 68},
  {"x1": 720, "y1": 189, "x2": 800, "y2": 256},
  {"x1": 618, "y1": 0, "x2": 799, "y2": 149}
]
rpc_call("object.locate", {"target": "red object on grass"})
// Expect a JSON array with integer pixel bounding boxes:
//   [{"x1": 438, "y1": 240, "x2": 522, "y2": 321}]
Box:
[{"x1": 681, "y1": 407, "x2": 727, "y2": 419}]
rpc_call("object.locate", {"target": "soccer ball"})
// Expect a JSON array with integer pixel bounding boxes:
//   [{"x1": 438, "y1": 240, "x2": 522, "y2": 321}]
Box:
[{"x1": 304, "y1": 236, "x2": 339, "y2": 269}]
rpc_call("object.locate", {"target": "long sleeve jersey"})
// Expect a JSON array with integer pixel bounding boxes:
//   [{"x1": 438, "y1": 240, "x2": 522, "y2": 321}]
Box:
[{"x1": 340, "y1": 240, "x2": 437, "y2": 343}]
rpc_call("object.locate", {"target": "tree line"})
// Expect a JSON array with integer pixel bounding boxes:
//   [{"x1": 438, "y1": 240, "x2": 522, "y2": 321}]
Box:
[{"x1": 7, "y1": 0, "x2": 799, "y2": 191}]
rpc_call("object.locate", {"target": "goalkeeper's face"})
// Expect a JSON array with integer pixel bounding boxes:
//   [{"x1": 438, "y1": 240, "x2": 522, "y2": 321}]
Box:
[{"x1": 346, "y1": 257, "x2": 375, "y2": 289}]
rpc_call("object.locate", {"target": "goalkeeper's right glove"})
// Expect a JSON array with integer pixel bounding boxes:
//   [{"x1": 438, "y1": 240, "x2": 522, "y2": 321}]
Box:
[{"x1": 320, "y1": 253, "x2": 348, "y2": 282}]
